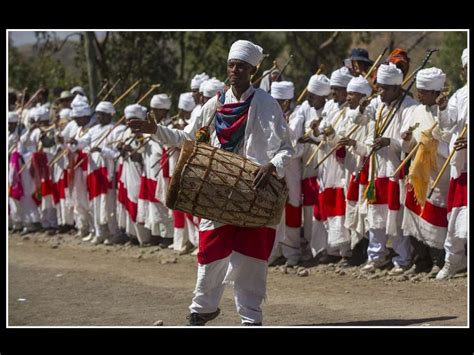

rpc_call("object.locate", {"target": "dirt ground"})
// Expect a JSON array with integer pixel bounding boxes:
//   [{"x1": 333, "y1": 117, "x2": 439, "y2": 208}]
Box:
[{"x1": 7, "y1": 231, "x2": 468, "y2": 327}]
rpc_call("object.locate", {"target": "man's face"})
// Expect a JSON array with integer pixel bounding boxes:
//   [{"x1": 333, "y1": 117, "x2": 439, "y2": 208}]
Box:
[
  {"x1": 330, "y1": 86, "x2": 347, "y2": 105},
  {"x1": 227, "y1": 59, "x2": 256, "y2": 87},
  {"x1": 201, "y1": 96, "x2": 211, "y2": 105},
  {"x1": 191, "y1": 89, "x2": 201, "y2": 105},
  {"x1": 346, "y1": 91, "x2": 365, "y2": 110},
  {"x1": 151, "y1": 108, "x2": 168, "y2": 123},
  {"x1": 416, "y1": 89, "x2": 438, "y2": 106},
  {"x1": 59, "y1": 98, "x2": 72, "y2": 109},
  {"x1": 377, "y1": 83, "x2": 400, "y2": 104},
  {"x1": 97, "y1": 111, "x2": 112, "y2": 125},
  {"x1": 75, "y1": 116, "x2": 90, "y2": 127},
  {"x1": 307, "y1": 92, "x2": 326, "y2": 110},
  {"x1": 178, "y1": 109, "x2": 191, "y2": 121}
]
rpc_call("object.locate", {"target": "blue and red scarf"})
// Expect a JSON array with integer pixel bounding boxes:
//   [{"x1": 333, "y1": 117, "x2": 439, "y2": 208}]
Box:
[{"x1": 214, "y1": 91, "x2": 254, "y2": 152}]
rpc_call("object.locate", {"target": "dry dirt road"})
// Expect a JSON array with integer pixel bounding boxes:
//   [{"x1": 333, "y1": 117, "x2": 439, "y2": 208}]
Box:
[{"x1": 8, "y1": 232, "x2": 468, "y2": 327}]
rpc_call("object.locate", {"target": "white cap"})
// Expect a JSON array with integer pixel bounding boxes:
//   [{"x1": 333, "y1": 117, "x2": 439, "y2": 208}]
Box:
[
  {"x1": 329, "y1": 67, "x2": 353, "y2": 88},
  {"x1": 32, "y1": 106, "x2": 50, "y2": 122},
  {"x1": 150, "y1": 94, "x2": 172, "y2": 110},
  {"x1": 71, "y1": 86, "x2": 86, "y2": 96},
  {"x1": 307, "y1": 74, "x2": 331, "y2": 96},
  {"x1": 228, "y1": 40, "x2": 264, "y2": 67},
  {"x1": 377, "y1": 63, "x2": 403, "y2": 86},
  {"x1": 201, "y1": 78, "x2": 225, "y2": 98},
  {"x1": 70, "y1": 103, "x2": 92, "y2": 118},
  {"x1": 178, "y1": 92, "x2": 196, "y2": 112},
  {"x1": 347, "y1": 76, "x2": 372, "y2": 96},
  {"x1": 71, "y1": 94, "x2": 89, "y2": 107},
  {"x1": 191, "y1": 72, "x2": 210, "y2": 90},
  {"x1": 416, "y1": 67, "x2": 446, "y2": 91},
  {"x1": 271, "y1": 81, "x2": 295, "y2": 100},
  {"x1": 95, "y1": 101, "x2": 116, "y2": 115},
  {"x1": 8, "y1": 112, "x2": 19, "y2": 123},
  {"x1": 124, "y1": 104, "x2": 147, "y2": 120}
]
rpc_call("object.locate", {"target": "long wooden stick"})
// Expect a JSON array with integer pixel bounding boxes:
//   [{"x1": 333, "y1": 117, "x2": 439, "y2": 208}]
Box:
[
  {"x1": 113, "y1": 79, "x2": 142, "y2": 106},
  {"x1": 428, "y1": 124, "x2": 467, "y2": 198},
  {"x1": 101, "y1": 77, "x2": 122, "y2": 102},
  {"x1": 364, "y1": 47, "x2": 388, "y2": 80},
  {"x1": 314, "y1": 124, "x2": 361, "y2": 170},
  {"x1": 251, "y1": 61, "x2": 278, "y2": 86}
]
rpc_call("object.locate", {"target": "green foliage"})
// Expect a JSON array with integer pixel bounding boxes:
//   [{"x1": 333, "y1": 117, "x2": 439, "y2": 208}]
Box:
[{"x1": 432, "y1": 32, "x2": 467, "y2": 92}]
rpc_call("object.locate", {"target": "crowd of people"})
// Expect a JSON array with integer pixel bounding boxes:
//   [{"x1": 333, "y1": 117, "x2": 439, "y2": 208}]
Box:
[{"x1": 8, "y1": 40, "x2": 468, "y2": 326}]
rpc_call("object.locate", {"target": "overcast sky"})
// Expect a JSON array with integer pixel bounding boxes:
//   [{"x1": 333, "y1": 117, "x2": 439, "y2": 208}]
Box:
[{"x1": 8, "y1": 31, "x2": 106, "y2": 46}]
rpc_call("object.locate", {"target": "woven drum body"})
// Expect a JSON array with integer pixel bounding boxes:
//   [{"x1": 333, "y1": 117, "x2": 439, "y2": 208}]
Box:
[{"x1": 166, "y1": 141, "x2": 288, "y2": 227}]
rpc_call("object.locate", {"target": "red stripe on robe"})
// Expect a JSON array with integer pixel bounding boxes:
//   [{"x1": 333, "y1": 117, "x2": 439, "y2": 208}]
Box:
[
  {"x1": 87, "y1": 167, "x2": 112, "y2": 200},
  {"x1": 447, "y1": 172, "x2": 467, "y2": 213},
  {"x1": 285, "y1": 203, "x2": 302, "y2": 228}
]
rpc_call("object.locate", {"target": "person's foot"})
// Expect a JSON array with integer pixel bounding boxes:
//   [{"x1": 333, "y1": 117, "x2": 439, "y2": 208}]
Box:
[
  {"x1": 427, "y1": 264, "x2": 442, "y2": 278},
  {"x1": 82, "y1": 233, "x2": 93, "y2": 242},
  {"x1": 91, "y1": 236, "x2": 106, "y2": 245},
  {"x1": 361, "y1": 257, "x2": 390, "y2": 272},
  {"x1": 318, "y1": 254, "x2": 342, "y2": 265},
  {"x1": 337, "y1": 257, "x2": 351, "y2": 268},
  {"x1": 47, "y1": 228, "x2": 58, "y2": 236},
  {"x1": 436, "y1": 260, "x2": 467, "y2": 280},
  {"x1": 186, "y1": 308, "x2": 220, "y2": 326},
  {"x1": 159, "y1": 237, "x2": 174, "y2": 249},
  {"x1": 242, "y1": 322, "x2": 262, "y2": 326},
  {"x1": 388, "y1": 262, "x2": 412, "y2": 276}
]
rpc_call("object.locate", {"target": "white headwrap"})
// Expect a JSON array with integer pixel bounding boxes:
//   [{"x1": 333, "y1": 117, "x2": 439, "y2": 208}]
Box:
[
  {"x1": 71, "y1": 94, "x2": 89, "y2": 107},
  {"x1": 70, "y1": 103, "x2": 92, "y2": 118},
  {"x1": 271, "y1": 81, "x2": 295, "y2": 100},
  {"x1": 59, "y1": 108, "x2": 72, "y2": 120},
  {"x1": 307, "y1": 74, "x2": 331, "y2": 96},
  {"x1": 462, "y1": 48, "x2": 468, "y2": 67},
  {"x1": 329, "y1": 67, "x2": 353, "y2": 88},
  {"x1": 32, "y1": 106, "x2": 50, "y2": 122},
  {"x1": 228, "y1": 40, "x2": 264, "y2": 67},
  {"x1": 150, "y1": 94, "x2": 172, "y2": 110},
  {"x1": 347, "y1": 76, "x2": 372, "y2": 96},
  {"x1": 377, "y1": 62, "x2": 403, "y2": 85},
  {"x1": 416, "y1": 67, "x2": 446, "y2": 91},
  {"x1": 95, "y1": 101, "x2": 116, "y2": 115},
  {"x1": 124, "y1": 104, "x2": 147, "y2": 120},
  {"x1": 178, "y1": 92, "x2": 196, "y2": 112},
  {"x1": 201, "y1": 78, "x2": 225, "y2": 98},
  {"x1": 8, "y1": 112, "x2": 19, "y2": 123},
  {"x1": 191, "y1": 72, "x2": 210, "y2": 90},
  {"x1": 71, "y1": 86, "x2": 86, "y2": 96}
]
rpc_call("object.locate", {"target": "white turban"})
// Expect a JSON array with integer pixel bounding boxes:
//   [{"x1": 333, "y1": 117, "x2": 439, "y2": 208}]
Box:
[
  {"x1": 95, "y1": 101, "x2": 116, "y2": 115},
  {"x1": 8, "y1": 112, "x2": 19, "y2": 123},
  {"x1": 347, "y1": 76, "x2": 372, "y2": 96},
  {"x1": 59, "y1": 108, "x2": 72, "y2": 120},
  {"x1": 70, "y1": 103, "x2": 92, "y2": 118},
  {"x1": 462, "y1": 48, "x2": 468, "y2": 67},
  {"x1": 178, "y1": 92, "x2": 196, "y2": 112},
  {"x1": 307, "y1": 74, "x2": 331, "y2": 96},
  {"x1": 228, "y1": 40, "x2": 264, "y2": 67},
  {"x1": 191, "y1": 72, "x2": 210, "y2": 90},
  {"x1": 71, "y1": 94, "x2": 89, "y2": 107},
  {"x1": 124, "y1": 104, "x2": 147, "y2": 120},
  {"x1": 201, "y1": 78, "x2": 225, "y2": 98},
  {"x1": 416, "y1": 67, "x2": 446, "y2": 91},
  {"x1": 32, "y1": 106, "x2": 50, "y2": 122},
  {"x1": 71, "y1": 86, "x2": 86, "y2": 96},
  {"x1": 377, "y1": 62, "x2": 403, "y2": 85},
  {"x1": 150, "y1": 94, "x2": 172, "y2": 110},
  {"x1": 330, "y1": 67, "x2": 353, "y2": 88},
  {"x1": 271, "y1": 81, "x2": 295, "y2": 100}
]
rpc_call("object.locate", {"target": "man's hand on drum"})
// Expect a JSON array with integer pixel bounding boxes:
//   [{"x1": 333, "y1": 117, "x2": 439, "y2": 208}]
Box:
[
  {"x1": 252, "y1": 163, "x2": 276, "y2": 190},
  {"x1": 127, "y1": 119, "x2": 157, "y2": 135}
]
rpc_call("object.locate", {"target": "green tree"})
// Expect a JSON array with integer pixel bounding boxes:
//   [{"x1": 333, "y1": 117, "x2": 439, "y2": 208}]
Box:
[{"x1": 433, "y1": 32, "x2": 467, "y2": 92}]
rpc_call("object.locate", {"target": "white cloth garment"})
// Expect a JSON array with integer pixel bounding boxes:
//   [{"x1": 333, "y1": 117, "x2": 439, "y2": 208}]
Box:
[
  {"x1": 201, "y1": 78, "x2": 225, "y2": 98},
  {"x1": 416, "y1": 67, "x2": 446, "y2": 91},
  {"x1": 8, "y1": 112, "x2": 19, "y2": 123},
  {"x1": 124, "y1": 104, "x2": 147, "y2": 120},
  {"x1": 228, "y1": 40, "x2": 264, "y2": 67},
  {"x1": 461, "y1": 48, "x2": 468, "y2": 67},
  {"x1": 377, "y1": 63, "x2": 403, "y2": 85}
]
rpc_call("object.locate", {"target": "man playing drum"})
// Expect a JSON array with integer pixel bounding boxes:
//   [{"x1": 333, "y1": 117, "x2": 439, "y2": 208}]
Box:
[{"x1": 128, "y1": 39, "x2": 294, "y2": 326}]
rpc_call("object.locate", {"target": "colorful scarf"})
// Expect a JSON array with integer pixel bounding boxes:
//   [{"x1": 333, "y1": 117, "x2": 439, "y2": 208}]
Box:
[
  {"x1": 9, "y1": 151, "x2": 24, "y2": 200},
  {"x1": 214, "y1": 91, "x2": 254, "y2": 152}
]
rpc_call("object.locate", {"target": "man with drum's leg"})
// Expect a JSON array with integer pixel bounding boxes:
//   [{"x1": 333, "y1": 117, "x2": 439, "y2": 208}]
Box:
[{"x1": 128, "y1": 40, "x2": 294, "y2": 326}]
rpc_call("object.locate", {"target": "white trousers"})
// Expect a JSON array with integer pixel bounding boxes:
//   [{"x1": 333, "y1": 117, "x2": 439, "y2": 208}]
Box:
[
  {"x1": 444, "y1": 232, "x2": 467, "y2": 265},
  {"x1": 368, "y1": 229, "x2": 412, "y2": 266}
]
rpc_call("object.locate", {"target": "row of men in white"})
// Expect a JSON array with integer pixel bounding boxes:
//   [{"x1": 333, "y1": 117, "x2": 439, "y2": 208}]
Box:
[
  {"x1": 267, "y1": 49, "x2": 467, "y2": 281},
  {"x1": 8, "y1": 74, "x2": 226, "y2": 254}
]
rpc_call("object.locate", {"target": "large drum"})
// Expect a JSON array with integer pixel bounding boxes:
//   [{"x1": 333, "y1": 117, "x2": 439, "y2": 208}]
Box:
[{"x1": 166, "y1": 141, "x2": 288, "y2": 227}]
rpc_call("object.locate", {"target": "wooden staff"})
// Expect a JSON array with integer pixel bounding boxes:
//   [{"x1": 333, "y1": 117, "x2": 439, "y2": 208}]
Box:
[
  {"x1": 314, "y1": 124, "x2": 361, "y2": 170},
  {"x1": 91, "y1": 80, "x2": 110, "y2": 107},
  {"x1": 101, "y1": 77, "x2": 122, "y2": 102},
  {"x1": 113, "y1": 79, "x2": 142, "y2": 106},
  {"x1": 274, "y1": 54, "x2": 293, "y2": 81},
  {"x1": 427, "y1": 124, "x2": 467, "y2": 199},
  {"x1": 296, "y1": 64, "x2": 325, "y2": 105},
  {"x1": 154, "y1": 148, "x2": 178, "y2": 178},
  {"x1": 123, "y1": 136, "x2": 152, "y2": 160},
  {"x1": 150, "y1": 146, "x2": 177, "y2": 169},
  {"x1": 250, "y1": 53, "x2": 270, "y2": 82},
  {"x1": 251, "y1": 60, "x2": 278, "y2": 86},
  {"x1": 364, "y1": 47, "x2": 388, "y2": 80}
]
